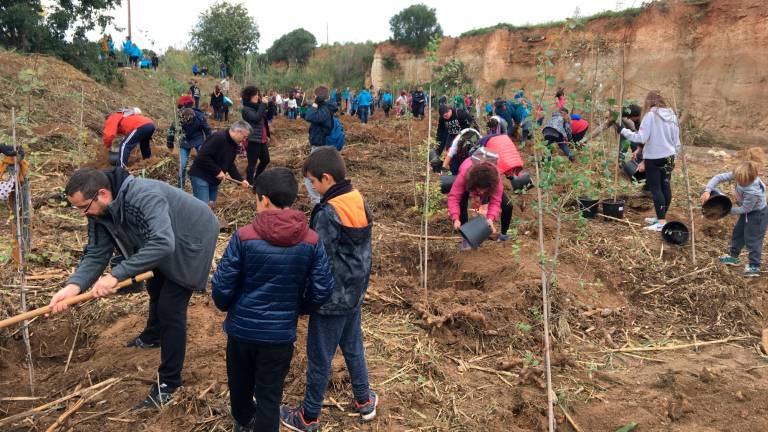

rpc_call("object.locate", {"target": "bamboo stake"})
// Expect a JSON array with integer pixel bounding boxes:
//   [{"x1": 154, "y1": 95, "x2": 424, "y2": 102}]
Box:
[
  {"x1": 0, "y1": 271, "x2": 154, "y2": 329},
  {"x1": 671, "y1": 91, "x2": 697, "y2": 264},
  {"x1": 613, "y1": 43, "x2": 626, "y2": 201},
  {"x1": 600, "y1": 336, "x2": 750, "y2": 353},
  {"x1": 79, "y1": 86, "x2": 85, "y2": 163},
  {"x1": 422, "y1": 85, "x2": 433, "y2": 303},
  {"x1": 11, "y1": 108, "x2": 34, "y2": 395},
  {"x1": 587, "y1": 40, "x2": 600, "y2": 134}
]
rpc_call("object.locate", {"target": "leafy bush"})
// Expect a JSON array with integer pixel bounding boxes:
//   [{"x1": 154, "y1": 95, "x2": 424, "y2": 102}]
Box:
[
  {"x1": 382, "y1": 54, "x2": 399, "y2": 72},
  {"x1": 266, "y1": 28, "x2": 317, "y2": 67},
  {"x1": 190, "y1": 2, "x2": 260, "y2": 72}
]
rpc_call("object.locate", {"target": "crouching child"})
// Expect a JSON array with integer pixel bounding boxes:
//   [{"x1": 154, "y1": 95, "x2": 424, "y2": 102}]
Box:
[
  {"x1": 211, "y1": 168, "x2": 334, "y2": 432},
  {"x1": 281, "y1": 147, "x2": 377, "y2": 431},
  {"x1": 701, "y1": 154, "x2": 767, "y2": 277}
]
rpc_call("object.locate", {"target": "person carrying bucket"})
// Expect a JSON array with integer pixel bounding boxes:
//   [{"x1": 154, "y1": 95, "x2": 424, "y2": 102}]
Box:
[
  {"x1": 542, "y1": 107, "x2": 574, "y2": 161},
  {"x1": 447, "y1": 158, "x2": 513, "y2": 250},
  {"x1": 619, "y1": 90, "x2": 680, "y2": 232},
  {"x1": 700, "y1": 148, "x2": 767, "y2": 277},
  {"x1": 442, "y1": 128, "x2": 481, "y2": 175}
]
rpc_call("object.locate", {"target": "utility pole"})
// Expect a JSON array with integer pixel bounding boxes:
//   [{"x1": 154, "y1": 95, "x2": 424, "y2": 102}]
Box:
[
  {"x1": 326, "y1": 22, "x2": 329, "y2": 46},
  {"x1": 127, "y1": 0, "x2": 132, "y2": 39}
]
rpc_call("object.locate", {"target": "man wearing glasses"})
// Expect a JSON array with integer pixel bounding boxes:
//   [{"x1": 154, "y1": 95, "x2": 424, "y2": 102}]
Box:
[{"x1": 48, "y1": 166, "x2": 220, "y2": 409}]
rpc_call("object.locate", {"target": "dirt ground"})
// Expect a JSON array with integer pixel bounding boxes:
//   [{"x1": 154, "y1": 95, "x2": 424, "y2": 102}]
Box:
[{"x1": 1, "y1": 58, "x2": 768, "y2": 432}]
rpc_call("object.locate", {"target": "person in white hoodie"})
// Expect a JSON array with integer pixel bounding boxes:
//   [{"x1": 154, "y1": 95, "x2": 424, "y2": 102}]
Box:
[{"x1": 620, "y1": 90, "x2": 680, "y2": 231}]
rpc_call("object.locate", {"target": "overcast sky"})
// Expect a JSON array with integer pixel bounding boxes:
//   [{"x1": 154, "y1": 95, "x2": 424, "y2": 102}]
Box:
[{"x1": 105, "y1": 0, "x2": 631, "y2": 52}]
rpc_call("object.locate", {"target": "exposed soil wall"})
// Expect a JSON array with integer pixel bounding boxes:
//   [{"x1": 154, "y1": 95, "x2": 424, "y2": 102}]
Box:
[{"x1": 371, "y1": 0, "x2": 768, "y2": 148}]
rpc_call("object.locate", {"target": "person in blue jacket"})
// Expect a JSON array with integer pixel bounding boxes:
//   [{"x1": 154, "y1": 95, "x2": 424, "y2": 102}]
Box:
[
  {"x1": 122, "y1": 36, "x2": 133, "y2": 66},
  {"x1": 342, "y1": 87, "x2": 350, "y2": 115},
  {"x1": 212, "y1": 167, "x2": 334, "y2": 432},
  {"x1": 381, "y1": 90, "x2": 393, "y2": 117},
  {"x1": 511, "y1": 92, "x2": 532, "y2": 143},
  {"x1": 167, "y1": 95, "x2": 213, "y2": 189},
  {"x1": 355, "y1": 88, "x2": 373, "y2": 124},
  {"x1": 129, "y1": 42, "x2": 141, "y2": 68}
]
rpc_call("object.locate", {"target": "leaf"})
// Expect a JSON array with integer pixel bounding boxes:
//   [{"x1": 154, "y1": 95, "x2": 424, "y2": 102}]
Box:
[
  {"x1": 545, "y1": 75, "x2": 556, "y2": 87},
  {"x1": 615, "y1": 423, "x2": 638, "y2": 432}
]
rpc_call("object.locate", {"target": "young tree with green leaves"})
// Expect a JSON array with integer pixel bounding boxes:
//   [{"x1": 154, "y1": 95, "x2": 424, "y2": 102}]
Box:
[
  {"x1": 389, "y1": 4, "x2": 443, "y2": 52},
  {"x1": 190, "y1": 2, "x2": 259, "y2": 73},
  {"x1": 266, "y1": 28, "x2": 316, "y2": 67}
]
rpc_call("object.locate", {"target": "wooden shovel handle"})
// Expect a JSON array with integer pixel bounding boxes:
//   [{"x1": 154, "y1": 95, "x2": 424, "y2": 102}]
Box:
[{"x1": 0, "y1": 271, "x2": 154, "y2": 329}]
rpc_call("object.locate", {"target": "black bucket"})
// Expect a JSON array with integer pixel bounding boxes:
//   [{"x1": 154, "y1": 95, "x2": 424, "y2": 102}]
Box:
[
  {"x1": 621, "y1": 159, "x2": 646, "y2": 181},
  {"x1": 662, "y1": 221, "x2": 689, "y2": 245},
  {"x1": 109, "y1": 255, "x2": 145, "y2": 294},
  {"x1": 510, "y1": 172, "x2": 533, "y2": 191},
  {"x1": 602, "y1": 199, "x2": 625, "y2": 219},
  {"x1": 702, "y1": 190, "x2": 732, "y2": 220},
  {"x1": 577, "y1": 197, "x2": 600, "y2": 219},
  {"x1": 440, "y1": 175, "x2": 456, "y2": 194},
  {"x1": 459, "y1": 215, "x2": 492, "y2": 248},
  {"x1": 108, "y1": 150, "x2": 120, "y2": 166}
]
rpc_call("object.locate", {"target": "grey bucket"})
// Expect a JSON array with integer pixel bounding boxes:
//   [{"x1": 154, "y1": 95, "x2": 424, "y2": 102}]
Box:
[
  {"x1": 510, "y1": 172, "x2": 533, "y2": 191},
  {"x1": 440, "y1": 175, "x2": 456, "y2": 194},
  {"x1": 459, "y1": 215, "x2": 492, "y2": 248},
  {"x1": 622, "y1": 159, "x2": 646, "y2": 181},
  {"x1": 702, "y1": 190, "x2": 732, "y2": 220}
]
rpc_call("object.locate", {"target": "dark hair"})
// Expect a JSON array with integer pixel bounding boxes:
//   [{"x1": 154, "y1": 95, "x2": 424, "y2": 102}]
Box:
[
  {"x1": 486, "y1": 117, "x2": 499, "y2": 131},
  {"x1": 625, "y1": 103, "x2": 642, "y2": 118},
  {"x1": 439, "y1": 104, "x2": 451, "y2": 116},
  {"x1": 559, "y1": 107, "x2": 569, "y2": 115},
  {"x1": 254, "y1": 167, "x2": 298, "y2": 208},
  {"x1": 555, "y1": 88, "x2": 565, "y2": 98},
  {"x1": 465, "y1": 162, "x2": 499, "y2": 192},
  {"x1": 241, "y1": 86, "x2": 260, "y2": 103},
  {"x1": 65, "y1": 168, "x2": 110, "y2": 198},
  {"x1": 302, "y1": 147, "x2": 346, "y2": 182},
  {"x1": 314, "y1": 86, "x2": 328, "y2": 101}
]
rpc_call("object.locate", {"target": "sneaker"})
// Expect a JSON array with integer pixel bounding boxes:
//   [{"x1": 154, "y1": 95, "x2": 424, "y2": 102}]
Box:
[
  {"x1": 279, "y1": 405, "x2": 319, "y2": 432},
  {"x1": 744, "y1": 265, "x2": 761, "y2": 277},
  {"x1": 459, "y1": 240, "x2": 472, "y2": 251},
  {"x1": 126, "y1": 336, "x2": 159, "y2": 349},
  {"x1": 719, "y1": 255, "x2": 741, "y2": 266},
  {"x1": 644, "y1": 217, "x2": 658, "y2": 225},
  {"x1": 232, "y1": 418, "x2": 255, "y2": 432},
  {"x1": 643, "y1": 222, "x2": 664, "y2": 232},
  {"x1": 354, "y1": 391, "x2": 379, "y2": 421},
  {"x1": 497, "y1": 234, "x2": 510, "y2": 242},
  {"x1": 133, "y1": 383, "x2": 175, "y2": 410}
]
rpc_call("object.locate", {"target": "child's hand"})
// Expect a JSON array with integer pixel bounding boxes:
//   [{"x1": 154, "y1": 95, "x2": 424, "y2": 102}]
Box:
[
  {"x1": 487, "y1": 218, "x2": 497, "y2": 234},
  {"x1": 700, "y1": 191, "x2": 710, "y2": 204},
  {"x1": 453, "y1": 219, "x2": 461, "y2": 231}
]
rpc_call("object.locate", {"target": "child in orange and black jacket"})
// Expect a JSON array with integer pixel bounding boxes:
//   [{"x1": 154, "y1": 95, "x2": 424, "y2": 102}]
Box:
[{"x1": 280, "y1": 147, "x2": 378, "y2": 432}]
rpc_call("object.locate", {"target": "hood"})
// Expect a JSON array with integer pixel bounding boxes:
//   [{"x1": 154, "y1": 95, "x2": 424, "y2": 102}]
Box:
[
  {"x1": 104, "y1": 167, "x2": 132, "y2": 198},
  {"x1": 653, "y1": 107, "x2": 678, "y2": 123},
  {"x1": 250, "y1": 209, "x2": 309, "y2": 247},
  {"x1": 323, "y1": 101, "x2": 339, "y2": 114}
]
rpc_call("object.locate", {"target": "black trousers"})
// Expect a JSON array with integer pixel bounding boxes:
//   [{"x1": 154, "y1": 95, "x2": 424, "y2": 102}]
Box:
[
  {"x1": 644, "y1": 156, "x2": 675, "y2": 219},
  {"x1": 227, "y1": 337, "x2": 293, "y2": 431},
  {"x1": 138, "y1": 271, "x2": 193, "y2": 389},
  {"x1": 459, "y1": 191, "x2": 513, "y2": 235},
  {"x1": 246, "y1": 142, "x2": 270, "y2": 184}
]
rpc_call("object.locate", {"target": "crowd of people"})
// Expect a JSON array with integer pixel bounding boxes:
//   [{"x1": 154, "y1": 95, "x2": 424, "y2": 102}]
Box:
[{"x1": 43, "y1": 69, "x2": 767, "y2": 432}]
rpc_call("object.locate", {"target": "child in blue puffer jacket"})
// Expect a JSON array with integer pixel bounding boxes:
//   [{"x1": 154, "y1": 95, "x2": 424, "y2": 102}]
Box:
[{"x1": 212, "y1": 168, "x2": 334, "y2": 432}]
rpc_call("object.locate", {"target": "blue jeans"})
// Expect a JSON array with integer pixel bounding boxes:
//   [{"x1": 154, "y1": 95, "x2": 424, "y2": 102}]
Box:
[
  {"x1": 178, "y1": 146, "x2": 199, "y2": 189},
  {"x1": 190, "y1": 175, "x2": 219, "y2": 203},
  {"x1": 358, "y1": 105, "x2": 369, "y2": 124},
  {"x1": 302, "y1": 307, "x2": 370, "y2": 419}
]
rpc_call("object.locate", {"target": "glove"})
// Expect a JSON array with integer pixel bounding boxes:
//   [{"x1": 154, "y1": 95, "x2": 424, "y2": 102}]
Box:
[{"x1": 614, "y1": 121, "x2": 624, "y2": 134}]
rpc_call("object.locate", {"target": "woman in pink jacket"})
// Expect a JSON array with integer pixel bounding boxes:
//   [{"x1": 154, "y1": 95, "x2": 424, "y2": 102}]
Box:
[{"x1": 448, "y1": 159, "x2": 513, "y2": 250}]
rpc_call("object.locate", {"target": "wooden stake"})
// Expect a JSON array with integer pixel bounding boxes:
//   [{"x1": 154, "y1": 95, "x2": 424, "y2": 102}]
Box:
[
  {"x1": 11, "y1": 108, "x2": 34, "y2": 395},
  {"x1": 613, "y1": 43, "x2": 626, "y2": 201},
  {"x1": 44, "y1": 377, "x2": 118, "y2": 432},
  {"x1": 600, "y1": 336, "x2": 750, "y2": 353},
  {"x1": 422, "y1": 84, "x2": 432, "y2": 304},
  {"x1": 671, "y1": 91, "x2": 697, "y2": 264}
]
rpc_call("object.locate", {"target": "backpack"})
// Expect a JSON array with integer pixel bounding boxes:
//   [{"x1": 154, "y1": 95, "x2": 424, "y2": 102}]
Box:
[{"x1": 325, "y1": 117, "x2": 345, "y2": 151}]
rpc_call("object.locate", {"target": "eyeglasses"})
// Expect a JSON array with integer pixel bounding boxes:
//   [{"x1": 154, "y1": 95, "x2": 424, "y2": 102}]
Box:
[{"x1": 71, "y1": 194, "x2": 97, "y2": 213}]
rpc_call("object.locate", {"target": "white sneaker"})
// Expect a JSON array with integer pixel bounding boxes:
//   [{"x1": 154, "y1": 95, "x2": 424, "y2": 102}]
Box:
[
  {"x1": 643, "y1": 222, "x2": 664, "y2": 231},
  {"x1": 644, "y1": 217, "x2": 658, "y2": 224}
]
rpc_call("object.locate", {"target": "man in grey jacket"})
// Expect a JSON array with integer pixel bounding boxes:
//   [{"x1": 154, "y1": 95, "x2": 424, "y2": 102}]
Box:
[{"x1": 48, "y1": 167, "x2": 220, "y2": 408}]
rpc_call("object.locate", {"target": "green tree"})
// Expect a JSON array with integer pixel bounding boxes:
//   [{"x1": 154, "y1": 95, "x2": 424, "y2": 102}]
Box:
[
  {"x1": 189, "y1": 2, "x2": 259, "y2": 72},
  {"x1": 389, "y1": 4, "x2": 442, "y2": 52},
  {"x1": 267, "y1": 28, "x2": 316, "y2": 67}
]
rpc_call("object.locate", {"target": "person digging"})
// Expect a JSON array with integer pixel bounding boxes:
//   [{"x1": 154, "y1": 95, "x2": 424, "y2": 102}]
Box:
[{"x1": 48, "y1": 167, "x2": 220, "y2": 409}]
